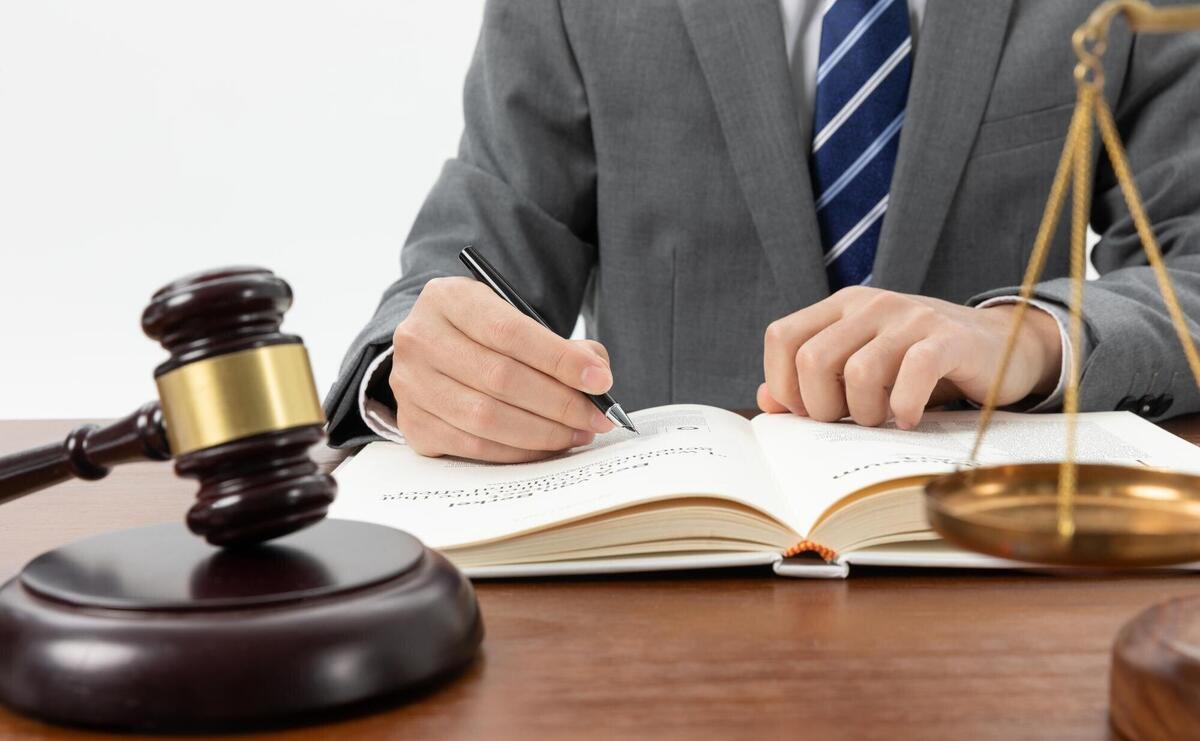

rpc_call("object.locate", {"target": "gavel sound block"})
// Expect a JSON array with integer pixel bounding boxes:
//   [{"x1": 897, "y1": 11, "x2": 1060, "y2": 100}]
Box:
[
  {"x1": 0, "y1": 268, "x2": 482, "y2": 731},
  {"x1": 1110, "y1": 597, "x2": 1200, "y2": 740}
]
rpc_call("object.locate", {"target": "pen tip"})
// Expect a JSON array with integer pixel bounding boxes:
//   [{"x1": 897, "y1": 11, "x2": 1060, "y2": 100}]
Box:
[{"x1": 606, "y1": 404, "x2": 638, "y2": 435}]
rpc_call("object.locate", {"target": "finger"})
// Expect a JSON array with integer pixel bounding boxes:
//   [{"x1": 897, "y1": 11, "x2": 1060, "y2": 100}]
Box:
[
  {"x1": 421, "y1": 321, "x2": 612, "y2": 433},
  {"x1": 397, "y1": 398, "x2": 555, "y2": 464},
  {"x1": 794, "y1": 318, "x2": 879, "y2": 422},
  {"x1": 763, "y1": 304, "x2": 844, "y2": 414},
  {"x1": 841, "y1": 312, "x2": 944, "y2": 427},
  {"x1": 756, "y1": 382, "x2": 791, "y2": 414},
  {"x1": 842, "y1": 334, "x2": 908, "y2": 427},
  {"x1": 440, "y1": 282, "x2": 612, "y2": 394},
  {"x1": 762, "y1": 288, "x2": 880, "y2": 415},
  {"x1": 890, "y1": 335, "x2": 960, "y2": 430},
  {"x1": 577, "y1": 339, "x2": 610, "y2": 366},
  {"x1": 422, "y1": 369, "x2": 596, "y2": 452}
]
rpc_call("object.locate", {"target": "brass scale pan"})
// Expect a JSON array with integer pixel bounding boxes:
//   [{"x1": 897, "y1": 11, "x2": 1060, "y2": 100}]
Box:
[{"x1": 927, "y1": 464, "x2": 1200, "y2": 568}]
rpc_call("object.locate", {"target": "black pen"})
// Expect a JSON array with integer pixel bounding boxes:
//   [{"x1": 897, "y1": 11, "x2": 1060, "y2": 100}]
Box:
[{"x1": 458, "y1": 245, "x2": 638, "y2": 434}]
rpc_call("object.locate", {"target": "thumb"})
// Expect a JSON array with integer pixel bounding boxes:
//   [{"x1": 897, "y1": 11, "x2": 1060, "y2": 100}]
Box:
[{"x1": 575, "y1": 339, "x2": 610, "y2": 366}]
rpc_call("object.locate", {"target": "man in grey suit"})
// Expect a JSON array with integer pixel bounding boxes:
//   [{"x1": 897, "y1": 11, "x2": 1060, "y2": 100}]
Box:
[{"x1": 324, "y1": 0, "x2": 1200, "y2": 463}]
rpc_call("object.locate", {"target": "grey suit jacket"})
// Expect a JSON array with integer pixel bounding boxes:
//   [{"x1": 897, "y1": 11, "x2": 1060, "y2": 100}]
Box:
[{"x1": 324, "y1": 0, "x2": 1200, "y2": 447}]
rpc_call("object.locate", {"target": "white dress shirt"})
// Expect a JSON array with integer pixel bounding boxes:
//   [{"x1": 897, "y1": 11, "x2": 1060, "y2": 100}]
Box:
[
  {"x1": 358, "y1": 0, "x2": 1070, "y2": 441},
  {"x1": 779, "y1": 0, "x2": 927, "y2": 118}
]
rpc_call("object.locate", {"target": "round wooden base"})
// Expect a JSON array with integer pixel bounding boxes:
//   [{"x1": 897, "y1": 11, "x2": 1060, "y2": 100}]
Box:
[
  {"x1": 1111, "y1": 595, "x2": 1200, "y2": 740},
  {"x1": 0, "y1": 520, "x2": 483, "y2": 732}
]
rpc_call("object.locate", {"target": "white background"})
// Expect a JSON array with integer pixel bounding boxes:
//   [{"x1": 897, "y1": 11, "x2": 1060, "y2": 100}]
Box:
[{"x1": 0, "y1": 0, "x2": 487, "y2": 418}]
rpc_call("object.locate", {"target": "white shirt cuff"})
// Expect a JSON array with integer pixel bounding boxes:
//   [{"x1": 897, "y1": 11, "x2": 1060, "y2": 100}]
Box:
[
  {"x1": 357, "y1": 346, "x2": 407, "y2": 444},
  {"x1": 975, "y1": 296, "x2": 1072, "y2": 412}
]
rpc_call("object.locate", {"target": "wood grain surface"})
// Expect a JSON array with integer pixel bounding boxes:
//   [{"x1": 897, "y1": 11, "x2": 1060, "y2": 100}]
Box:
[{"x1": 2, "y1": 416, "x2": 1200, "y2": 740}]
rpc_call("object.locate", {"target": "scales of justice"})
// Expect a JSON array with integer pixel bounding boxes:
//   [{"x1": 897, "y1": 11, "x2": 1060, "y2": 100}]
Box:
[{"x1": 921, "y1": 1, "x2": 1200, "y2": 736}]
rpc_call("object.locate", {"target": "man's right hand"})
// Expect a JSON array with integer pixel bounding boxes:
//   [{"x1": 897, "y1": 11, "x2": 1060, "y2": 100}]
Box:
[{"x1": 389, "y1": 277, "x2": 616, "y2": 463}]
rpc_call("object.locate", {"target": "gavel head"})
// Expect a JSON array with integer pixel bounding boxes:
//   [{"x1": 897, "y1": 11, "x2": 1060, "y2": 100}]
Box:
[{"x1": 141, "y1": 267, "x2": 336, "y2": 547}]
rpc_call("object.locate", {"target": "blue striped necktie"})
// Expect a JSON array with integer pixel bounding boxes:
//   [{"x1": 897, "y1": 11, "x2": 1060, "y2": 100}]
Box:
[{"x1": 810, "y1": 0, "x2": 912, "y2": 289}]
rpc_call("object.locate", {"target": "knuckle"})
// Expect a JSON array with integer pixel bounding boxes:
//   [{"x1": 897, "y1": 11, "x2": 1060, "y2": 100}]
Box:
[
  {"x1": 465, "y1": 397, "x2": 497, "y2": 430},
  {"x1": 558, "y1": 391, "x2": 582, "y2": 423},
  {"x1": 487, "y1": 314, "x2": 521, "y2": 348},
  {"x1": 864, "y1": 291, "x2": 900, "y2": 313},
  {"x1": 794, "y1": 345, "x2": 815, "y2": 371},
  {"x1": 843, "y1": 356, "x2": 879, "y2": 388},
  {"x1": 913, "y1": 304, "x2": 937, "y2": 323},
  {"x1": 764, "y1": 319, "x2": 788, "y2": 347},
  {"x1": 794, "y1": 344, "x2": 829, "y2": 373},
  {"x1": 421, "y1": 277, "x2": 450, "y2": 302},
  {"x1": 480, "y1": 357, "x2": 516, "y2": 396},
  {"x1": 906, "y1": 342, "x2": 940, "y2": 370},
  {"x1": 388, "y1": 374, "x2": 408, "y2": 404},
  {"x1": 549, "y1": 343, "x2": 574, "y2": 380},
  {"x1": 899, "y1": 306, "x2": 938, "y2": 333},
  {"x1": 541, "y1": 425, "x2": 573, "y2": 451},
  {"x1": 392, "y1": 321, "x2": 417, "y2": 350},
  {"x1": 836, "y1": 285, "x2": 871, "y2": 302}
]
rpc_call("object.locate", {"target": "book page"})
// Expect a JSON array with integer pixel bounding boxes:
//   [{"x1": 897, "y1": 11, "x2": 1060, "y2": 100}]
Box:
[
  {"x1": 330, "y1": 405, "x2": 791, "y2": 549},
  {"x1": 751, "y1": 410, "x2": 1200, "y2": 536}
]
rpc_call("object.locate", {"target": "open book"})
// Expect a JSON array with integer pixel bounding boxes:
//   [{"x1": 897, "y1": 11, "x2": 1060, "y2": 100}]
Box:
[{"x1": 330, "y1": 405, "x2": 1200, "y2": 578}]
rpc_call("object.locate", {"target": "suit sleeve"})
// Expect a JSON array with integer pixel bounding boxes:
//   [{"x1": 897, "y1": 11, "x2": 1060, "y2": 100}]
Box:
[
  {"x1": 322, "y1": 0, "x2": 598, "y2": 447},
  {"x1": 971, "y1": 26, "x2": 1200, "y2": 421}
]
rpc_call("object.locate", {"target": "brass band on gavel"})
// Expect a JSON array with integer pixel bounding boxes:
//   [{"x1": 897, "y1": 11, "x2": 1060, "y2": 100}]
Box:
[{"x1": 155, "y1": 344, "x2": 325, "y2": 456}]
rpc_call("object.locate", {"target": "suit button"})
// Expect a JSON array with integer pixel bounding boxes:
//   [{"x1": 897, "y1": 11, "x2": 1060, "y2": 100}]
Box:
[
  {"x1": 1115, "y1": 395, "x2": 1139, "y2": 412},
  {"x1": 1151, "y1": 394, "x2": 1174, "y2": 417}
]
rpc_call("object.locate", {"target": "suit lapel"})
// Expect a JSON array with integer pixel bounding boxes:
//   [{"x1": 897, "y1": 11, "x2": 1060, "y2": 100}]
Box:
[
  {"x1": 872, "y1": 0, "x2": 1015, "y2": 293},
  {"x1": 677, "y1": 0, "x2": 829, "y2": 308}
]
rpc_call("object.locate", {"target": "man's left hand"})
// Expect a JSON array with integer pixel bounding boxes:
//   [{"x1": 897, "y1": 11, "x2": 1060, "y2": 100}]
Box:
[{"x1": 759, "y1": 287, "x2": 1063, "y2": 429}]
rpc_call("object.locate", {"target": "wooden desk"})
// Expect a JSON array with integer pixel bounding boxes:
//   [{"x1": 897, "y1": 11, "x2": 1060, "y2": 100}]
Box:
[{"x1": 2, "y1": 418, "x2": 1199, "y2": 740}]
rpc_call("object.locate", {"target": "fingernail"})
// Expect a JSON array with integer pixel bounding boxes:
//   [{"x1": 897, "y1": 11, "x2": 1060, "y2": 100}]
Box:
[
  {"x1": 572, "y1": 430, "x2": 595, "y2": 446},
  {"x1": 580, "y1": 365, "x2": 611, "y2": 392},
  {"x1": 590, "y1": 410, "x2": 614, "y2": 432}
]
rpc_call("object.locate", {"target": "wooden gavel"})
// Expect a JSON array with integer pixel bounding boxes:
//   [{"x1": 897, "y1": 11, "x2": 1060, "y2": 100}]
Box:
[{"x1": 0, "y1": 266, "x2": 336, "y2": 546}]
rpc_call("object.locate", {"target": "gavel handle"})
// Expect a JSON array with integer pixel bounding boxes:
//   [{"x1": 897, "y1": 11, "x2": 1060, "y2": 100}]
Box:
[{"x1": 0, "y1": 402, "x2": 171, "y2": 505}]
